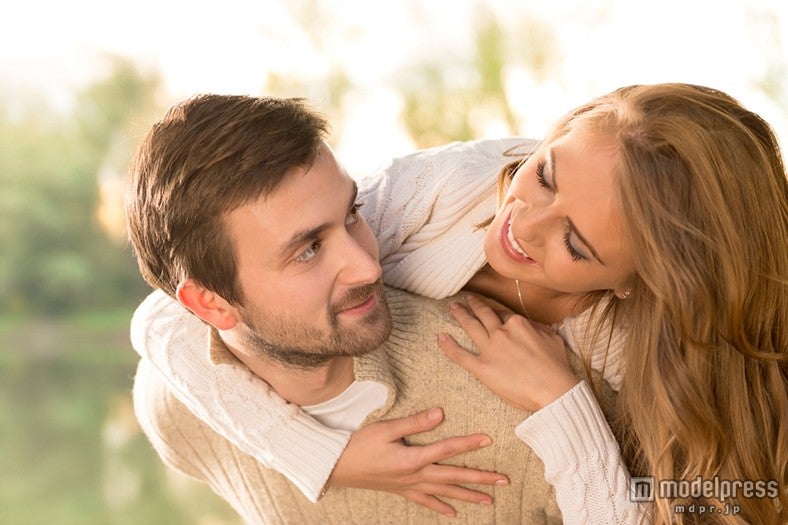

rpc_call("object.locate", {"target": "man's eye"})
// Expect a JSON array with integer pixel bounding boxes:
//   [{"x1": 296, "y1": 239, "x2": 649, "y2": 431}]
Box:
[
  {"x1": 345, "y1": 202, "x2": 363, "y2": 227},
  {"x1": 294, "y1": 241, "x2": 321, "y2": 263}
]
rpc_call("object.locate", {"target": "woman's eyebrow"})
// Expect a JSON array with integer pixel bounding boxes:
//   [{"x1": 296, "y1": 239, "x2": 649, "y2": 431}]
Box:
[{"x1": 567, "y1": 218, "x2": 605, "y2": 265}]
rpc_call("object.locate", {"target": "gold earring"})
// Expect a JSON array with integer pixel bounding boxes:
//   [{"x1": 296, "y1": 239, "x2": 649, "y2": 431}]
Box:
[{"x1": 615, "y1": 288, "x2": 632, "y2": 299}]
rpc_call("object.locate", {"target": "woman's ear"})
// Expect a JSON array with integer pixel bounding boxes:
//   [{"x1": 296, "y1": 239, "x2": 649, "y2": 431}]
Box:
[{"x1": 176, "y1": 279, "x2": 239, "y2": 330}]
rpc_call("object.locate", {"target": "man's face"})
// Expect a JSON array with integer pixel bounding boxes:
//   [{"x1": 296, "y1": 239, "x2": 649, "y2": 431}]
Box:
[{"x1": 224, "y1": 144, "x2": 391, "y2": 368}]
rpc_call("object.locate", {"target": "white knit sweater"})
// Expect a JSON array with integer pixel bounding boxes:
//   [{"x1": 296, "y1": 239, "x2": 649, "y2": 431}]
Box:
[{"x1": 131, "y1": 138, "x2": 646, "y2": 523}]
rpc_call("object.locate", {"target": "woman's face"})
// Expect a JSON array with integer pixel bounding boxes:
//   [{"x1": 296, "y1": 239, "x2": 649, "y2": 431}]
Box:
[{"x1": 484, "y1": 126, "x2": 635, "y2": 295}]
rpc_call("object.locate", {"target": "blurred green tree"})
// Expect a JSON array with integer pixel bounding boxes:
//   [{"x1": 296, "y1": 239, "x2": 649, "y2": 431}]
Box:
[
  {"x1": 0, "y1": 58, "x2": 159, "y2": 316},
  {"x1": 397, "y1": 6, "x2": 558, "y2": 148}
]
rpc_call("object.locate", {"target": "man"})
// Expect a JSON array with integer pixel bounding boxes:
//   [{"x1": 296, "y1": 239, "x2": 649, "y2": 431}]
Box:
[{"x1": 126, "y1": 94, "x2": 614, "y2": 524}]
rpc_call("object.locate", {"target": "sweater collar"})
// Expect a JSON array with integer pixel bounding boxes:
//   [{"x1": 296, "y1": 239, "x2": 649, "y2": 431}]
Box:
[{"x1": 206, "y1": 322, "x2": 398, "y2": 413}]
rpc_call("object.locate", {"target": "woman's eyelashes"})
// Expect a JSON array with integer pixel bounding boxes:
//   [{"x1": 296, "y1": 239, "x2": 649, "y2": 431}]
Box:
[
  {"x1": 534, "y1": 159, "x2": 587, "y2": 262},
  {"x1": 563, "y1": 230, "x2": 587, "y2": 262},
  {"x1": 535, "y1": 159, "x2": 552, "y2": 190}
]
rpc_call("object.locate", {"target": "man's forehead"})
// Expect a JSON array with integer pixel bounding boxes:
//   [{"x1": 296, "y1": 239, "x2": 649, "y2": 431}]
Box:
[{"x1": 224, "y1": 150, "x2": 357, "y2": 264}]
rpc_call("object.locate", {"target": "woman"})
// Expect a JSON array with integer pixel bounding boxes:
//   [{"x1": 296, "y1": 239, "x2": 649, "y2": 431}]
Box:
[
  {"x1": 132, "y1": 84, "x2": 787, "y2": 523},
  {"x1": 439, "y1": 83, "x2": 788, "y2": 524}
]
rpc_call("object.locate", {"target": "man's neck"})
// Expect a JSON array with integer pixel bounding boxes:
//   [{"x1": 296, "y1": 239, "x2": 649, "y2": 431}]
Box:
[{"x1": 221, "y1": 335, "x2": 356, "y2": 406}]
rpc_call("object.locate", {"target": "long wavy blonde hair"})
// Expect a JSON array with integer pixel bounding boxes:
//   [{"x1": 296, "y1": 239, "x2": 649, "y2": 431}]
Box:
[{"x1": 541, "y1": 84, "x2": 788, "y2": 524}]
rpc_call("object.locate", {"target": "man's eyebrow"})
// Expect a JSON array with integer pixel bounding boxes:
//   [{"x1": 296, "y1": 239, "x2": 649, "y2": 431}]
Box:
[
  {"x1": 551, "y1": 149, "x2": 605, "y2": 265},
  {"x1": 279, "y1": 180, "x2": 359, "y2": 260}
]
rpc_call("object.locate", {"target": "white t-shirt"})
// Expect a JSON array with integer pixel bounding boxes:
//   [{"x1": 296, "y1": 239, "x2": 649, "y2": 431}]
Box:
[{"x1": 303, "y1": 381, "x2": 388, "y2": 432}]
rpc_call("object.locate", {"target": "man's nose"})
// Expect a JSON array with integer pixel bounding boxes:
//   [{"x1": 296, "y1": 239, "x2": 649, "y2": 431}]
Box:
[{"x1": 337, "y1": 235, "x2": 382, "y2": 286}]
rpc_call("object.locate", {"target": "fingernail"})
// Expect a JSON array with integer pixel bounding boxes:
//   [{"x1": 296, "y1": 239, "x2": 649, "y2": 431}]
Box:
[
  {"x1": 480, "y1": 499, "x2": 492, "y2": 506},
  {"x1": 479, "y1": 437, "x2": 492, "y2": 447},
  {"x1": 496, "y1": 478, "x2": 509, "y2": 485},
  {"x1": 444, "y1": 510, "x2": 456, "y2": 518},
  {"x1": 450, "y1": 302, "x2": 461, "y2": 309},
  {"x1": 437, "y1": 333, "x2": 447, "y2": 343},
  {"x1": 428, "y1": 408, "x2": 442, "y2": 421}
]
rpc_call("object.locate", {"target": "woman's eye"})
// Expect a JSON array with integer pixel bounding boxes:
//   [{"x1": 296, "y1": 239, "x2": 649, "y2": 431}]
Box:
[
  {"x1": 535, "y1": 160, "x2": 552, "y2": 191},
  {"x1": 563, "y1": 231, "x2": 586, "y2": 262},
  {"x1": 295, "y1": 241, "x2": 321, "y2": 264},
  {"x1": 345, "y1": 202, "x2": 363, "y2": 227}
]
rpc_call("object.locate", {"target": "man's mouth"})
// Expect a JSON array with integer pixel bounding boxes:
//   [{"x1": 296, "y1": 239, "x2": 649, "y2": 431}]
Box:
[
  {"x1": 338, "y1": 294, "x2": 377, "y2": 315},
  {"x1": 334, "y1": 283, "x2": 381, "y2": 316}
]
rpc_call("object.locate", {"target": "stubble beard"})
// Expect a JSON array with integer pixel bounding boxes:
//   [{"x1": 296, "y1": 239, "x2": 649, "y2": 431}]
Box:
[{"x1": 240, "y1": 281, "x2": 392, "y2": 369}]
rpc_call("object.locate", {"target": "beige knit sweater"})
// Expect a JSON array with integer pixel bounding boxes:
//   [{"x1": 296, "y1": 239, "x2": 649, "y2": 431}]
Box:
[{"x1": 134, "y1": 287, "x2": 618, "y2": 524}]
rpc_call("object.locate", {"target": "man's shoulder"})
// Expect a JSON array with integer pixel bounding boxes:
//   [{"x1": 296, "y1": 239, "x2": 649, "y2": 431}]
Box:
[
  {"x1": 383, "y1": 286, "x2": 456, "y2": 318},
  {"x1": 132, "y1": 359, "x2": 198, "y2": 441},
  {"x1": 382, "y1": 286, "x2": 482, "y2": 345},
  {"x1": 132, "y1": 359, "x2": 212, "y2": 478},
  {"x1": 379, "y1": 286, "x2": 478, "y2": 373}
]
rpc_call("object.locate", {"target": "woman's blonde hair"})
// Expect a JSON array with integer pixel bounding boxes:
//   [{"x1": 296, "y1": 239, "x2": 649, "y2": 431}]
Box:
[{"x1": 505, "y1": 84, "x2": 788, "y2": 523}]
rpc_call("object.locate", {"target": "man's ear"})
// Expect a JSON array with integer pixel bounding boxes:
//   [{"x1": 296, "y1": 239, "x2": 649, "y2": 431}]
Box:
[{"x1": 176, "y1": 279, "x2": 239, "y2": 330}]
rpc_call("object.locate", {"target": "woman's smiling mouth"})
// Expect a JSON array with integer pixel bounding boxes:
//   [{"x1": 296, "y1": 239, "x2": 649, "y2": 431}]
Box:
[{"x1": 501, "y1": 212, "x2": 537, "y2": 265}]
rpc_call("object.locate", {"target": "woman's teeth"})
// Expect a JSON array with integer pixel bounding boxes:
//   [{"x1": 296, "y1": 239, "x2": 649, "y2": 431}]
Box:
[{"x1": 507, "y1": 219, "x2": 530, "y2": 258}]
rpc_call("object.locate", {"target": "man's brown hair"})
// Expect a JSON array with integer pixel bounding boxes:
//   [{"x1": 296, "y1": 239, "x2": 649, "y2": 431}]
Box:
[{"x1": 125, "y1": 94, "x2": 329, "y2": 305}]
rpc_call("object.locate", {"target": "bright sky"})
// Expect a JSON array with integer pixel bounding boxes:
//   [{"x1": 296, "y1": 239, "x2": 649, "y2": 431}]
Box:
[{"x1": 3, "y1": 0, "x2": 787, "y2": 173}]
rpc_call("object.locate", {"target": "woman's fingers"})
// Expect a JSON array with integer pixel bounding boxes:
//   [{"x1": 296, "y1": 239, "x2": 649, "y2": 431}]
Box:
[
  {"x1": 414, "y1": 432, "x2": 493, "y2": 465},
  {"x1": 449, "y1": 302, "x2": 492, "y2": 344},
  {"x1": 416, "y1": 481, "x2": 494, "y2": 505},
  {"x1": 438, "y1": 332, "x2": 482, "y2": 371},
  {"x1": 403, "y1": 491, "x2": 457, "y2": 517},
  {"x1": 374, "y1": 408, "x2": 508, "y2": 480},
  {"x1": 421, "y1": 463, "x2": 509, "y2": 487},
  {"x1": 463, "y1": 295, "x2": 505, "y2": 331},
  {"x1": 379, "y1": 407, "x2": 445, "y2": 441}
]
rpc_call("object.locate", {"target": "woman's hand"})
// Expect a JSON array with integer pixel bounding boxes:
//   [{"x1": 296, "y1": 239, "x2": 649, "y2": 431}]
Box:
[
  {"x1": 438, "y1": 295, "x2": 579, "y2": 412},
  {"x1": 327, "y1": 407, "x2": 509, "y2": 517}
]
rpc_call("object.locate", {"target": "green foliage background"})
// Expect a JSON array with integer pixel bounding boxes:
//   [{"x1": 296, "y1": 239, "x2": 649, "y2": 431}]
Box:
[
  {"x1": 0, "y1": 59, "x2": 154, "y2": 316},
  {"x1": 1, "y1": 61, "x2": 243, "y2": 522}
]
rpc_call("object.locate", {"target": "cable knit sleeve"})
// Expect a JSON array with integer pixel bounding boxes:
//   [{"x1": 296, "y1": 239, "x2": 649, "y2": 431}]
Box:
[
  {"x1": 130, "y1": 290, "x2": 350, "y2": 503},
  {"x1": 514, "y1": 381, "x2": 651, "y2": 524},
  {"x1": 359, "y1": 137, "x2": 539, "y2": 298}
]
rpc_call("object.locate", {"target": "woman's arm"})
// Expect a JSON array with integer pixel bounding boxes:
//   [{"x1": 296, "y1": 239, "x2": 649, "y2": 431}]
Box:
[
  {"x1": 359, "y1": 138, "x2": 537, "y2": 298},
  {"x1": 131, "y1": 290, "x2": 508, "y2": 511},
  {"x1": 515, "y1": 382, "x2": 649, "y2": 524},
  {"x1": 131, "y1": 290, "x2": 349, "y2": 501},
  {"x1": 439, "y1": 295, "x2": 650, "y2": 524}
]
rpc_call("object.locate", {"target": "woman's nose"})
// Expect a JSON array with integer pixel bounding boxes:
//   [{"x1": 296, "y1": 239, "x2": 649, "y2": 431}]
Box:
[{"x1": 511, "y1": 205, "x2": 555, "y2": 248}]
